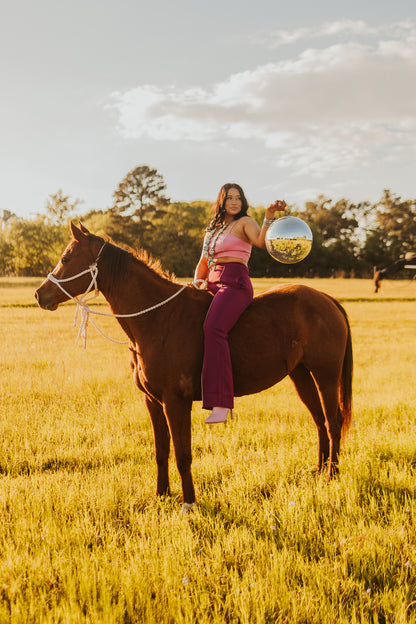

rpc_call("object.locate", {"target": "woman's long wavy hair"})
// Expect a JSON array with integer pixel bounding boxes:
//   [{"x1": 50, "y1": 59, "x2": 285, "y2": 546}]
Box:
[{"x1": 207, "y1": 183, "x2": 249, "y2": 231}]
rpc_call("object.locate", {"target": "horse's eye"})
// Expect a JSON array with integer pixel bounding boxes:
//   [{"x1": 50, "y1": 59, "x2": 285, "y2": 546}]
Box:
[{"x1": 61, "y1": 255, "x2": 70, "y2": 264}]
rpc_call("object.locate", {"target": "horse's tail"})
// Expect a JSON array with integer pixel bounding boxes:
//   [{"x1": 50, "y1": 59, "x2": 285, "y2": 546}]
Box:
[{"x1": 330, "y1": 297, "x2": 353, "y2": 440}]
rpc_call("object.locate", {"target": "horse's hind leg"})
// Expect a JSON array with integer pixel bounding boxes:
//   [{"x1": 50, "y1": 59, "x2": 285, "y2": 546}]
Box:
[
  {"x1": 314, "y1": 377, "x2": 343, "y2": 479},
  {"x1": 289, "y1": 365, "x2": 329, "y2": 471},
  {"x1": 145, "y1": 395, "x2": 171, "y2": 497}
]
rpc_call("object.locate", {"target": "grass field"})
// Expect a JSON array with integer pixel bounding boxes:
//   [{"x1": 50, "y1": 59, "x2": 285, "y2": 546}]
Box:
[{"x1": 1, "y1": 276, "x2": 416, "y2": 623}]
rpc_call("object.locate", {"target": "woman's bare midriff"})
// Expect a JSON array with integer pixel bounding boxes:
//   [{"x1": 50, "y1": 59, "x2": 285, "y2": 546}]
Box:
[{"x1": 214, "y1": 257, "x2": 248, "y2": 266}]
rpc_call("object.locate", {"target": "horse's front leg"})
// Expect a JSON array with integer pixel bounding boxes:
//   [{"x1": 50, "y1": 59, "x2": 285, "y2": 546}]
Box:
[
  {"x1": 145, "y1": 395, "x2": 171, "y2": 497},
  {"x1": 163, "y1": 397, "x2": 195, "y2": 508}
]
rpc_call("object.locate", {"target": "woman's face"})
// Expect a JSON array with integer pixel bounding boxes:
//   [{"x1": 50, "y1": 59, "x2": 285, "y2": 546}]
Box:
[{"x1": 223, "y1": 187, "x2": 242, "y2": 219}]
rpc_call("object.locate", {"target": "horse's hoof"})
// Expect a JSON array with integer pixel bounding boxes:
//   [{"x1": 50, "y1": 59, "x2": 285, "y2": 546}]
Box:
[
  {"x1": 181, "y1": 502, "x2": 197, "y2": 514},
  {"x1": 326, "y1": 467, "x2": 340, "y2": 482}
]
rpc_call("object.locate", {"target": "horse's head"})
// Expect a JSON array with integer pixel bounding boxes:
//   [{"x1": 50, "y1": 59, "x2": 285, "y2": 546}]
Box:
[{"x1": 35, "y1": 222, "x2": 105, "y2": 311}]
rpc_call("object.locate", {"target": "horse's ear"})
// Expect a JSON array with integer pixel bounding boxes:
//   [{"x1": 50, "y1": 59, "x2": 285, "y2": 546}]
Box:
[
  {"x1": 79, "y1": 222, "x2": 91, "y2": 235},
  {"x1": 70, "y1": 221, "x2": 87, "y2": 242}
]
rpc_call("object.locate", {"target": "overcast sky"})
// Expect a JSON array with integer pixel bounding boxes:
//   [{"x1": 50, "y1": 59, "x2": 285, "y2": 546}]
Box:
[{"x1": 1, "y1": 0, "x2": 415, "y2": 219}]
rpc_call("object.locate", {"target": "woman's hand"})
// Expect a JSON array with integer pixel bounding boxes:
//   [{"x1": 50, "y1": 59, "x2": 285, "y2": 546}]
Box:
[
  {"x1": 192, "y1": 278, "x2": 208, "y2": 290},
  {"x1": 265, "y1": 199, "x2": 288, "y2": 220}
]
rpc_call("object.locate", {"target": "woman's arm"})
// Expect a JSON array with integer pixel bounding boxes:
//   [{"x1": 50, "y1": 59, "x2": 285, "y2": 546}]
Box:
[
  {"x1": 194, "y1": 253, "x2": 209, "y2": 282},
  {"x1": 243, "y1": 200, "x2": 287, "y2": 249}
]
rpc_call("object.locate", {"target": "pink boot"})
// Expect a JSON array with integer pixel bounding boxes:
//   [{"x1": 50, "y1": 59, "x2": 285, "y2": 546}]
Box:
[{"x1": 205, "y1": 407, "x2": 231, "y2": 424}]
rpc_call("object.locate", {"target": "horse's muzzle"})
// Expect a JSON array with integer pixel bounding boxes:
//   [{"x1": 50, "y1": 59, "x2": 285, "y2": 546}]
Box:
[{"x1": 34, "y1": 284, "x2": 59, "y2": 311}]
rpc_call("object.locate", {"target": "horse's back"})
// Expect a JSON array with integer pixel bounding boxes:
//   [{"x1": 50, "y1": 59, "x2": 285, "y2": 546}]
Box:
[
  {"x1": 249, "y1": 283, "x2": 347, "y2": 328},
  {"x1": 229, "y1": 283, "x2": 350, "y2": 395}
]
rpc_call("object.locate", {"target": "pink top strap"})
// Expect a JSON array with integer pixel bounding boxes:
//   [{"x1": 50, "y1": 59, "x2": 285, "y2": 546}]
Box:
[{"x1": 227, "y1": 220, "x2": 238, "y2": 234}]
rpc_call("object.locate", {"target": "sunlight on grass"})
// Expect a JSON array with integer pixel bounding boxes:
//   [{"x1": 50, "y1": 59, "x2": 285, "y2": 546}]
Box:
[{"x1": 0, "y1": 279, "x2": 415, "y2": 622}]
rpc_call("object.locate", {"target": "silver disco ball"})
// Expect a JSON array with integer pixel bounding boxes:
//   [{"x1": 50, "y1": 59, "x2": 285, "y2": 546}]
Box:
[{"x1": 265, "y1": 216, "x2": 313, "y2": 264}]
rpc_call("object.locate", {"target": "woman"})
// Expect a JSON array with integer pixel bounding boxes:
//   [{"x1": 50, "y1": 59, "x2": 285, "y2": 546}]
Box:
[{"x1": 194, "y1": 183, "x2": 287, "y2": 424}]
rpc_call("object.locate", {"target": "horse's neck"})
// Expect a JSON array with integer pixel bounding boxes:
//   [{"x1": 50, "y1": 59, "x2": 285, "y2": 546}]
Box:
[{"x1": 99, "y1": 256, "x2": 177, "y2": 318}]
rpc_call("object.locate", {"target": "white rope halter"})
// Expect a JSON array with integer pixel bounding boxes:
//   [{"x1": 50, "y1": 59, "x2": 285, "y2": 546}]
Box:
[{"x1": 47, "y1": 242, "x2": 190, "y2": 348}]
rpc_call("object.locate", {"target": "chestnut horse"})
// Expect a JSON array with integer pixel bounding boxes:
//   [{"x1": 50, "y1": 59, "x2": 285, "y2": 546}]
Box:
[
  {"x1": 35, "y1": 223, "x2": 352, "y2": 510},
  {"x1": 373, "y1": 252, "x2": 416, "y2": 292}
]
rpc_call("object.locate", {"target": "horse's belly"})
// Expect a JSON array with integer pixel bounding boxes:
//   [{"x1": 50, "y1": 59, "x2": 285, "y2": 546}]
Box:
[
  {"x1": 233, "y1": 370, "x2": 288, "y2": 397},
  {"x1": 231, "y1": 348, "x2": 296, "y2": 397}
]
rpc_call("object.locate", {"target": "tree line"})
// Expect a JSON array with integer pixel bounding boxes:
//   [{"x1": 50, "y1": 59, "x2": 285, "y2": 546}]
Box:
[{"x1": 1, "y1": 166, "x2": 415, "y2": 279}]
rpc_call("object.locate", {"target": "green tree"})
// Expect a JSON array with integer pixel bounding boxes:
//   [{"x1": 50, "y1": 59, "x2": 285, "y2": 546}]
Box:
[
  {"x1": 360, "y1": 190, "x2": 416, "y2": 274},
  {"x1": 0, "y1": 234, "x2": 13, "y2": 274},
  {"x1": 81, "y1": 209, "x2": 137, "y2": 249},
  {"x1": 45, "y1": 189, "x2": 83, "y2": 225},
  {"x1": 3, "y1": 217, "x2": 68, "y2": 276},
  {"x1": 0, "y1": 209, "x2": 17, "y2": 229},
  {"x1": 374, "y1": 190, "x2": 416, "y2": 256},
  {"x1": 148, "y1": 201, "x2": 210, "y2": 276},
  {"x1": 111, "y1": 166, "x2": 170, "y2": 248},
  {"x1": 301, "y1": 197, "x2": 360, "y2": 277}
]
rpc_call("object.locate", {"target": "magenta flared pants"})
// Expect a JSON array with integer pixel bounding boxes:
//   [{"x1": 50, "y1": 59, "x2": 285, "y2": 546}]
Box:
[{"x1": 202, "y1": 263, "x2": 253, "y2": 410}]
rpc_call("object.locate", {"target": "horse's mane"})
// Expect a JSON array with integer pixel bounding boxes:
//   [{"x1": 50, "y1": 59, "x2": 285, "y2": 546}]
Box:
[
  {"x1": 97, "y1": 237, "x2": 177, "y2": 297},
  {"x1": 132, "y1": 247, "x2": 176, "y2": 281}
]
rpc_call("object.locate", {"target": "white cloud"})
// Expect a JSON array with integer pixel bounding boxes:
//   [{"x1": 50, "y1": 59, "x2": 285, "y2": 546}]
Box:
[
  {"x1": 109, "y1": 19, "x2": 416, "y2": 181},
  {"x1": 268, "y1": 19, "x2": 377, "y2": 48},
  {"x1": 267, "y1": 18, "x2": 415, "y2": 48},
  {"x1": 320, "y1": 19, "x2": 376, "y2": 37}
]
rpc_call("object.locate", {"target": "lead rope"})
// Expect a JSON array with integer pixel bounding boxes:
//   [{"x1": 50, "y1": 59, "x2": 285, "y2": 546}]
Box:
[{"x1": 47, "y1": 248, "x2": 195, "y2": 348}]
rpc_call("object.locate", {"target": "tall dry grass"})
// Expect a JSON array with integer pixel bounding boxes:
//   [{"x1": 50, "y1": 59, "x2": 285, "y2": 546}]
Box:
[{"x1": 0, "y1": 277, "x2": 415, "y2": 623}]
